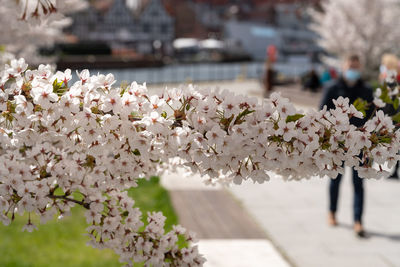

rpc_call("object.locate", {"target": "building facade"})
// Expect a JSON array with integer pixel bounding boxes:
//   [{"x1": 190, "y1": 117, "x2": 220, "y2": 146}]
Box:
[{"x1": 67, "y1": 0, "x2": 174, "y2": 54}]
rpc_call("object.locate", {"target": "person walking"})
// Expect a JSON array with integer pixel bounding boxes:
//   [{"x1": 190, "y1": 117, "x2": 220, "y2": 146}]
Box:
[
  {"x1": 263, "y1": 45, "x2": 277, "y2": 98},
  {"x1": 320, "y1": 54, "x2": 374, "y2": 238},
  {"x1": 302, "y1": 69, "x2": 322, "y2": 92},
  {"x1": 263, "y1": 60, "x2": 275, "y2": 98},
  {"x1": 320, "y1": 67, "x2": 332, "y2": 86}
]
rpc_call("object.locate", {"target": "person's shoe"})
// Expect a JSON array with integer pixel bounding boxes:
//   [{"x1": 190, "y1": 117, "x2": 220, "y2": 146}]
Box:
[
  {"x1": 354, "y1": 222, "x2": 367, "y2": 238},
  {"x1": 388, "y1": 170, "x2": 399, "y2": 179},
  {"x1": 328, "y1": 212, "x2": 338, "y2": 226},
  {"x1": 355, "y1": 230, "x2": 367, "y2": 238}
]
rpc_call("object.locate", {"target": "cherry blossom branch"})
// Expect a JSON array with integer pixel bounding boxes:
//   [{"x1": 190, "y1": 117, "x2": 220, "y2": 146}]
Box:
[{"x1": 0, "y1": 59, "x2": 399, "y2": 266}]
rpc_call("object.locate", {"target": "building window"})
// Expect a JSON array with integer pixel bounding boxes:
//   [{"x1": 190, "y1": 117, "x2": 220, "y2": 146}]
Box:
[
  {"x1": 143, "y1": 23, "x2": 150, "y2": 32},
  {"x1": 161, "y1": 23, "x2": 168, "y2": 33},
  {"x1": 88, "y1": 22, "x2": 95, "y2": 31}
]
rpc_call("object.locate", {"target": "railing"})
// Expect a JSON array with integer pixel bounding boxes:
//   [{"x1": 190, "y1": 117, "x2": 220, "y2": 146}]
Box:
[{"x1": 87, "y1": 61, "x2": 316, "y2": 84}]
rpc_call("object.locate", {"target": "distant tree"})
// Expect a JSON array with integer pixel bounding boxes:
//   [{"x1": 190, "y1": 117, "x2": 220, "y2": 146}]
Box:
[
  {"x1": 0, "y1": 0, "x2": 87, "y2": 64},
  {"x1": 310, "y1": 0, "x2": 400, "y2": 78}
]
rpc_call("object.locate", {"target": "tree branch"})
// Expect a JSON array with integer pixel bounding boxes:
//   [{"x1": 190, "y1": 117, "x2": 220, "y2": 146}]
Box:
[{"x1": 47, "y1": 194, "x2": 90, "y2": 209}]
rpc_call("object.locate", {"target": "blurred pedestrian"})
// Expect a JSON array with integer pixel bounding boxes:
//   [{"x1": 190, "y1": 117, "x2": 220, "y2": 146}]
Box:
[
  {"x1": 379, "y1": 54, "x2": 400, "y2": 179},
  {"x1": 302, "y1": 69, "x2": 321, "y2": 92},
  {"x1": 320, "y1": 67, "x2": 332, "y2": 86},
  {"x1": 263, "y1": 45, "x2": 277, "y2": 98},
  {"x1": 379, "y1": 54, "x2": 399, "y2": 84},
  {"x1": 263, "y1": 60, "x2": 275, "y2": 98},
  {"x1": 320, "y1": 54, "x2": 374, "y2": 238},
  {"x1": 329, "y1": 67, "x2": 338, "y2": 80}
]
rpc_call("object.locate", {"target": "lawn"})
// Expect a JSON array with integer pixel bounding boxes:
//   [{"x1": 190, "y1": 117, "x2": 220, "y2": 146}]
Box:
[{"x1": 0, "y1": 177, "x2": 179, "y2": 267}]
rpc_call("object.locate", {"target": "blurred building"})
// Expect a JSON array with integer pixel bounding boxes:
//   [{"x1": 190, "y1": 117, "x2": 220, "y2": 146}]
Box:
[
  {"x1": 223, "y1": 21, "x2": 279, "y2": 61},
  {"x1": 223, "y1": 1, "x2": 321, "y2": 61},
  {"x1": 67, "y1": 0, "x2": 174, "y2": 55},
  {"x1": 163, "y1": 0, "x2": 209, "y2": 39},
  {"x1": 65, "y1": 0, "x2": 321, "y2": 61},
  {"x1": 164, "y1": 0, "x2": 321, "y2": 61}
]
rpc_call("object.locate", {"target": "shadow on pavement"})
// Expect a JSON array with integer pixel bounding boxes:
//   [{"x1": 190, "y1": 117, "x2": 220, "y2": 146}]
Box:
[{"x1": 338, "y1": 223, "x2": 400, "y2": 242}]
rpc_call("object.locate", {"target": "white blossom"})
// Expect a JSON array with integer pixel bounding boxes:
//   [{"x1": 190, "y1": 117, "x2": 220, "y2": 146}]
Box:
[{"x1": 0, "y1": 58, "x2": 397, "y2": 267}]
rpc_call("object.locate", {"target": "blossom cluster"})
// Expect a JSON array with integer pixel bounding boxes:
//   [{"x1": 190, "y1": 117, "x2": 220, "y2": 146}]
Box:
[{"x1": 0, "y1": 59, "x2": 399, "y2": 265}]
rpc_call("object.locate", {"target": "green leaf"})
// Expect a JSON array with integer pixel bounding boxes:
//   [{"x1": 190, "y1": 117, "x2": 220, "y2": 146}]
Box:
[
  {"x1": 268, "y1": 135, "x2": 282, "y2": 142},
  {"x1": 380, "y1": 84, "x2": 393, "y2": 104},
  {"x1": 240, "y1": 108, "x2": 255, "y2": 117},
  {"x1": 379, "y1": 136, "x2": 392, "y2": 144},
  {"x1": 392, "y1": 112, "x2": 400, "y2": 123},
  {"x1": 119, "y1": 81, "x2": 129, "y2": 96},
  {"x1": 353, "y1": 98, "x2": 368, "y2": 117},
  {"x1": 234, "y1": 108, "x2": 255, "y2": 125},
  {"x1": 285, "y1": 114, "x2": 305, "y2": 123},
  {"x1": 6, "y1": 101, "x2": 16, "y2": 113},
  {"x1": 394, "y1": 97, "x2": 400, "y2": 111},
  {"x1": 52, "y1": 78, "x2": 66, "y2": 96},
  {"x1": 121, "y1": 211, "x2": 129, "y2": 217},
  {"x1": 53, "y1": 78, "x2": 62, "y2": 91},
  {"x1": 161, "y1": 111, "x2": 167, "y2": 118},
  {"x1": 321, "y1": 142, "x2": 331, "y2": 150}
]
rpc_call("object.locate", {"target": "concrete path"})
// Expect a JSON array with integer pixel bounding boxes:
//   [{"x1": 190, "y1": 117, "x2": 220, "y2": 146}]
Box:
[
  {"x1": 162, "y1": 170, "x2": 291, "y2": 267},
  {"x1": 229, "y1": 171, "x2": 400, "y2": 267},
  {"x1": 199, "y1": 239, "x2": 290, "y2": 267}
]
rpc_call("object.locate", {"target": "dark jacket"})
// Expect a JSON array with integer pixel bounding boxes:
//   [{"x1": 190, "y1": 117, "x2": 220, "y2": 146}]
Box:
[
  {"x1": 320, "y1": 77, "x2": 374, "y2": 127},
  {"x1": 305, "y1": 70, "x2": 322, "y2": 92}
]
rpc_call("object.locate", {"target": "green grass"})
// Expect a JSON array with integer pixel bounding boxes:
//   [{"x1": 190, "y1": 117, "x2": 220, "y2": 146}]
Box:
[{"x1": 0, "y1": 177, "x2": 178, "y2": 267}]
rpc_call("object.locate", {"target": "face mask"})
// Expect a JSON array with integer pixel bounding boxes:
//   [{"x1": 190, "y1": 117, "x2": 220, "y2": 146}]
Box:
[
  {"x1": 380, "y1": 65, "x2": 387, "y2": 74},
  {"x1": 344, "y1": 69, "x2": 361, "y2": 82}
]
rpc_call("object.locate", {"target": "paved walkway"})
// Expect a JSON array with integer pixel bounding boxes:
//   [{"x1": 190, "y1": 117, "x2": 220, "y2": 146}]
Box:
[
  {"x1": 198, "y1": 240, "x2": 290, "y2": 267},
  {"x1": 162, "y1": 170, "x2": 291, "y2": 267},
  {"x1": 230, "y1": 171, "x2": 400, "y2": 267},
  {"x1": 168, "y1": 190, "x2": 266, "y2": 239}
]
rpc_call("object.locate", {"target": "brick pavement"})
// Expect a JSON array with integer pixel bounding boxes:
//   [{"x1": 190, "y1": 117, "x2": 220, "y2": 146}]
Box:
[{"x1": 161, "y1": 170, "x2": 291, "y2": 267}]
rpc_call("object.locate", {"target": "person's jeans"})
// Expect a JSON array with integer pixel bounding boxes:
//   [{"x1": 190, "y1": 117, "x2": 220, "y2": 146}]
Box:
[{"x1": 329, "y1": 168, "x2": 364, "y2": 223}]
